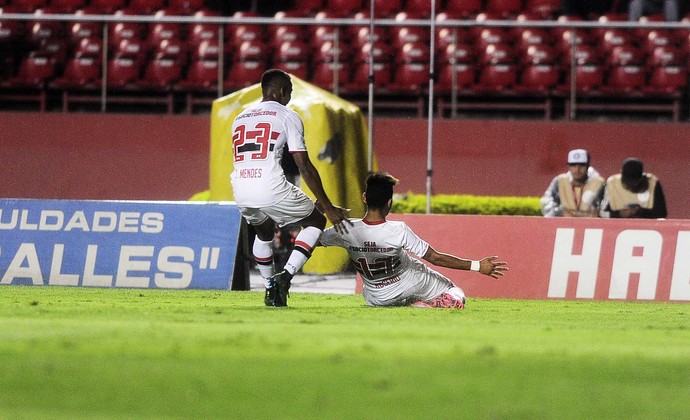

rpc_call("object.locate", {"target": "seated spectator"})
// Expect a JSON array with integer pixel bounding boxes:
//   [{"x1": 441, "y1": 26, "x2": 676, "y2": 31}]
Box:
[
  {"x1": 628, "y1": 0, "x2": 680, "y2": 22},
  {"x1": 541, "y1": 149, "x2": 605, "y2": 217},
  {"x1": 560, "y1": 0, "x2": 621, "y2": 19},
  {"x1": 599, "y1": 157, "x2": 668, "y2": 218}
]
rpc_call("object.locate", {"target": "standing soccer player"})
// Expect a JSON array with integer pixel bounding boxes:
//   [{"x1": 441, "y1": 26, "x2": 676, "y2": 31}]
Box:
[
  {"x1": 319, "y1": 172, "x2": 508, "y2": 308},
  {"x1": 230, "y1": 69, "x2": 351, "y2": 307}
]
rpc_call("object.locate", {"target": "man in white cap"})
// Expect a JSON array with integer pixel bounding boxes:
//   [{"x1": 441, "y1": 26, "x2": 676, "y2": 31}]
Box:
[{"x1": 540, "y1": 149, "x2": 605, "y2": 217}]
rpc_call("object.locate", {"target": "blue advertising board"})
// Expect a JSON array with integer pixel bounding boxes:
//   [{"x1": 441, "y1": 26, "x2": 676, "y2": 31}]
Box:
[{"x1": 0, "y1": 199, "x2": 242, "y2": 290}]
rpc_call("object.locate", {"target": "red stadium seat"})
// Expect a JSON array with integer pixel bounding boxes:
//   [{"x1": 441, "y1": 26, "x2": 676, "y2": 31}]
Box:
[
  {"x1": 51, "y1": 56, "x2": 100, "y2": 88},
  {"x1": 191, "y1": 39, "x2": 221, "y2": 61},
  {"x1": 268, "y1": 11, "x2": 306, "y2": 48},
  {"x1": 606, "y1": 45, "x2": 645, "y2": 67},
  {"x1": 273, "y1": 61, "x2": 309, "y2": 80},
  {"x1": 187, "y1": 17, "x2": 220, "y2": 47},
  {"x1": 0, "y1": 9, "x2": 23, "y2": 44},
  {"x1": 88, "y1": 0, "x2": 125, "y2": 13},
  {"x1": 33, "y1": 37, "x2": 69, "y2": 66},
  {"x1": 234, "y1": 39, "x2": 268, "y2": 62},
  {"x1": 516, "y1": 64, "x2": 560, "y2": 93},
  {"x1": 404, "y1": 0, "x2": 441, "y2": 18},
  {"x1": 225, "y1": 60, "x2": 266, "y2": 91},
  {"x1": 604, "y1": 65, "x2": 646, "y2": 94},
  {"x1": 388, "y1": 62, "x2": 429, "y2": 92},
  {"x1": 310, "y1": 23, "x2": 340, "y2": 48},
  {"x1": 485, "y1": 0, "x2": 523, "y2": 18},
  {"x1": 49, "y1": 0, "x2": 85, "y2": 12},
  {"x1": 108, "y1": 9, "x2": 145, "y2": 49},
  {"x1": 67, "y1": 8, "x2": 103, "y2": 43},
  {"x1": 561, "y1": 44, "x2": 600, "y2": 67},
  {"x1": 112, "y1": 38, "x2": 147, "y2": 66},
  {"x1": 350, "y1": 26, "x2": 387, "y2": 47},
  {"x1": 521, "y1": 44, "x2": 558, "y2": 65},
  {"x1": 146, "y1": 8, "x2": 186, "y2": 46},
  {"x1": 478, "y1": 43, "x2": 515, "y2": 65},
  {"x1": 643, "y1": 29, "x2": 675, "y2": 53},
  {"x1": 293, "y1": 0, "x2": 324, "y2": 15},
  {"x1": 3, "y1": 55, "x2": 55, "y2": 86},
  {"x1": 444, "y1": 0, "x2": 481, "y2": 18},
  {"x1": 176, "y1": 59, "x2": 219, "y2": 92},
  {"x1": 477, "y1": 64, "x2": 518, "y2": 92},
  {"x1": 106, "y1": 57, "x2": 141, "y2": 88},
  {"x1": 140, "y1": 58, "x2": 181, "y2": 89},
  {"x1": 313, "y1": 40, "x2": 352, "y2": 63},
  {"x1": 436, "y1": 62, "x2": 476, "y2": 92},
  {"x1": 0, "y1": 54, "x2": 55, "y2": 111},
  {"x1": 73, "y1": 37, "x2": 103, "y2": 58},
  {"x1": 311, "y1": 61, "x2": 352, "y2": 91},
  {"x1": 353, "y1": 41, "x2": 392, "y2": 64},
  {"x1": 438, "y1": 43, "x2": 474, "y2": 64},
  {"x1": 395, "y1": 41, "x2": 430, "y2": 64},
  {"x1": 560, "y1": 64, "x2": 604, "y2": 93},
  {"x1": 515, "y1": 28, "x2": 551, "y2": 53},
  {"x1": 435, "y1": 26, "x2": 471, "y2": 54},
  {"x1": 648, "y1": 45, "x2": 684, "y2": 67},
  {"x1": 152, "y1": 38, "x2": 187, "y2": 64},
  {"x1": 128, "y1": 0, "x2": 164, "y2": 14},
  {"x1": 167, "y1": 0, "x2": 205, "y2": 13},
  {"x1": 645, "y1": 66, "x2": 687, "y2": 94},
  {"x1": 9, "y1": 0, "x2": 46, "y2": 12},
  {"x1": 25, "y1": 7, "x2": 64, "y2": 46},
  {"x1": 365, "y1": 0, "x2": 403, "y2": 18},
  {"x1": 274, "y1": 39, "x2": 311, "y2": 63},
  {"x1": 475, "y1": 27, "x2": 512, "y2": 52},
  {"x1": 327, "y1": 0, "x2": 362, "y2": 16},
  {"x1": 344, "y1": 61, "x2": 392, "y2": 93},
  {"x1": 597, "y1": 29, "x2": 634, "y2": 55},
  {"x1": 525, "y1": 0, "x2": 560, "y2": 19},
  {"x1": 389, "y1": 23, "x2": 429, "y2": 49}
]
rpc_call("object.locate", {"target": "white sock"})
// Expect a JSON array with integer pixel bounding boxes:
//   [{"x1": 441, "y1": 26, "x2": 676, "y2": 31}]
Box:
[
  {"x1": 284, "y1": 226, "x2": 322, "y2": 275},
  {"x1": 252, "y1": 237, "x2": 274, "y2": 288}
]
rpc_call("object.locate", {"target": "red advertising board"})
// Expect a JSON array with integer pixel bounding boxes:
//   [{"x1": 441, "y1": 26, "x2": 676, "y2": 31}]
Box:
[{"x1": 374, "y1": 214, "x2": 690, "y2": 302}]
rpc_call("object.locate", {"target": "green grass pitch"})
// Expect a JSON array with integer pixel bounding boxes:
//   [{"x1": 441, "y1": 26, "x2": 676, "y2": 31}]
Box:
[{"x1": 0, "y1": 286, "x2": 688, "y2": 419}]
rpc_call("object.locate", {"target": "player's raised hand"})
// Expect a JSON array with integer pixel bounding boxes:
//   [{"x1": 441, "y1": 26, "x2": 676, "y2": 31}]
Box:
[{"x1": 479, "y1": 256, "x2": 508, "y2": 279}]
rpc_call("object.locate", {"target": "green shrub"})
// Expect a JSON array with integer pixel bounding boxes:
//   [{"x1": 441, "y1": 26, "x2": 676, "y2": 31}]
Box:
[{"x1": 391, "y1": 192, "x2": 541, "y2": 216}]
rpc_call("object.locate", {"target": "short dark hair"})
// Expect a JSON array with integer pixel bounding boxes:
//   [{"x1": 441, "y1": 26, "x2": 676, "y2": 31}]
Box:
[
  {"x1": 364, "y1": 172, "x2": 399, "y2": 209},
  {"x1": 261, "y1": 69, "x2": 291, "y2": 93}
]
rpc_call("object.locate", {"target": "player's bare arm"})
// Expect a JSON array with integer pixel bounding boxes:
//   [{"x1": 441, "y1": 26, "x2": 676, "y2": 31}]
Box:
[
  {"x1": 423, "y1": 246, "x2": 508, "y2": 279},
  {"x1": 292, "y1": 151, "x2": 352, "y2": 233}
]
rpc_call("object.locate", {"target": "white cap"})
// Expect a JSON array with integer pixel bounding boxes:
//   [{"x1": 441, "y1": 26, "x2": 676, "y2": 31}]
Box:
[{"x1": 567, "y1": 149, "x2": 589, "y2": 165}]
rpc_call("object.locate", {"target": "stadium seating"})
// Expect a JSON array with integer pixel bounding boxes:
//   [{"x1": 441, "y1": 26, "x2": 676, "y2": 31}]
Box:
[
  {"x1": 2, "y1": 0, "x2": 690, "y2": 121},
  {"x1": 128, "y1": 0, "x2": 164, "y2": 14},
  {"x1": 50, "y1": 0, "x2": 85, "y2": 13},
  {"x1": 327, "y1": 0, "x2": 362, "y2": 17},
  {"x1": 311, "y1": 61, "x2": 352, "y2": 92},
  {"x1": 0, "y1": 55, "x2": 55, "y2": 110},
  {"x1": 444, "y1": 0, "x2": 481, "y2": 18},
  {"x1": 176, "y1": 58, "x2": 221, "y2": 113},
  {"x1": 88, "y1": 0, "x2": 125, "y2": 13},
  {"x1": 225, "y1": 59, "x2": 266, "y2": 91}
]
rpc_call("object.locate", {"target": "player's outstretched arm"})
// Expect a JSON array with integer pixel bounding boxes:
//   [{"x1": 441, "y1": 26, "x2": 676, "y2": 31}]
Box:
[
  {"x1": 292, "y1": 151, "x2": 352, "y2": 233},
  {"x1": 423, "y1": 247, "x2": 508, "y2": 279}
]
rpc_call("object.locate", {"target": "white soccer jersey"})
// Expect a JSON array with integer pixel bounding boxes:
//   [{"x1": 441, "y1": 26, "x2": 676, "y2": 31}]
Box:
[
  {"x1": 230, "y1": 101, "x2": 308, "y2": 207},
  {"x1": 320, "y1": 218, "x2": 456, "y2": 306}
]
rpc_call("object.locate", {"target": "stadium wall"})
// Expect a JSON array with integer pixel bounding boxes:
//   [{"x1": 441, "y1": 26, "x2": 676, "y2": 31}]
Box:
[
  {"x1": 1, "y1": 113, "x2": 689, "y2": 218},
  {"x1": 378, "y1": 214, "x2": 690, "y2": 303}
]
